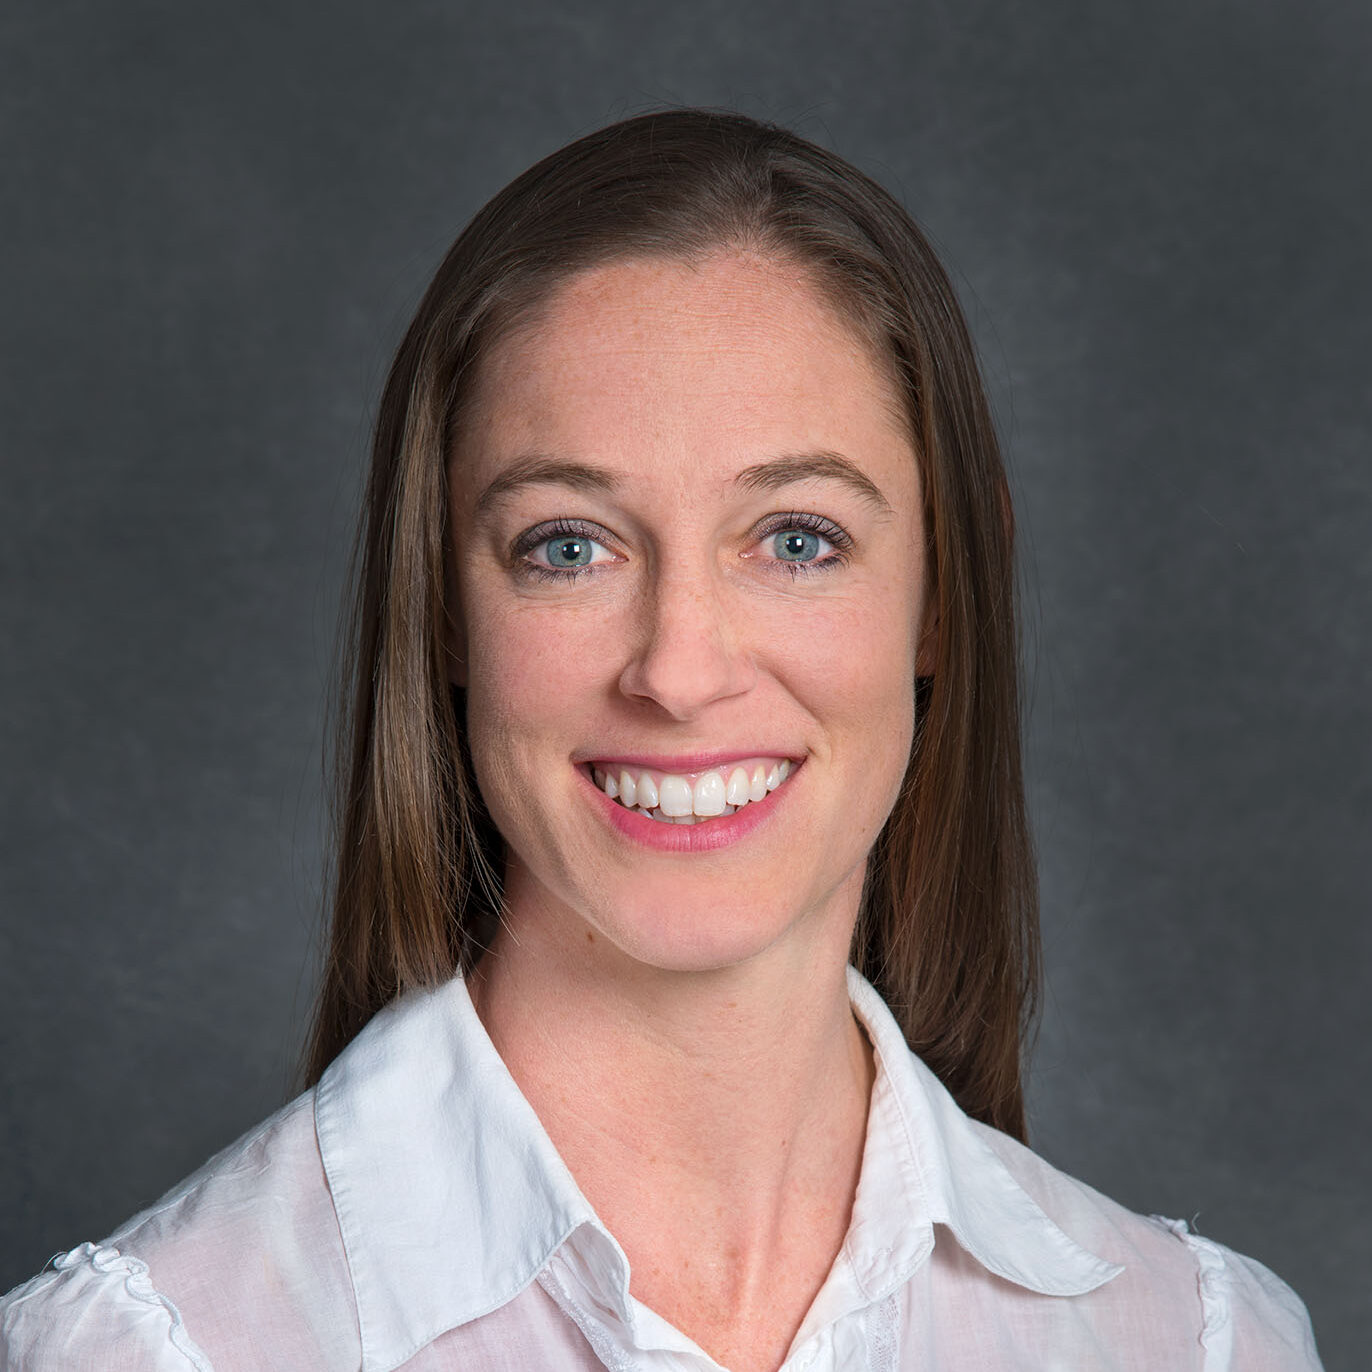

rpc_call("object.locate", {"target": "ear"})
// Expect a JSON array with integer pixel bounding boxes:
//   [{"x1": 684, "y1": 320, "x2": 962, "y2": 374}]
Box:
[
  {"x1": 914, "y1": 592, "x2": 939, "y2": 679},
  {"x1": 442, "y1": 544, "x2": 468, "y2": 688},
  {"x1": 444, "y1": 605, "x2": 468, "y2": 688}
]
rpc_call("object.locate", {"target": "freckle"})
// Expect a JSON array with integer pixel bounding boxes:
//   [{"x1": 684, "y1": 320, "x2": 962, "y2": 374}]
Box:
[{"x1": 586, "y1": 931, "x2": 594, "y2": 942}]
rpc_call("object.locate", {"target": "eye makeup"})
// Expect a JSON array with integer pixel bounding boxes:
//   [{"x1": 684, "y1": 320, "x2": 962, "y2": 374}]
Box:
[{"x1": 506, "y1": 509, "x2": 857, "y2": 585}]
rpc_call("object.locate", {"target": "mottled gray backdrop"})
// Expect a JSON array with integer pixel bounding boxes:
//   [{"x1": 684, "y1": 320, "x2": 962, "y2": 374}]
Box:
[{"x1": 1, "y1": 2, "x2": 1367, "y2": 1364}]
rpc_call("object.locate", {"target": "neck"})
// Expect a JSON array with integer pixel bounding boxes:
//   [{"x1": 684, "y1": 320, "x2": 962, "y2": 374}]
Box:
[
  {"x1": 469, "y1": 887, "x2": 876, "y2": 1371},
  {"x1": 475, "y1": 926, "x2": 869, "y2": 1177}
]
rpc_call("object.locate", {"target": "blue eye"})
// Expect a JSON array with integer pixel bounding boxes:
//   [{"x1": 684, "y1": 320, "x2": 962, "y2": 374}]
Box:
[
  {"x1": 772, "y1": 529, "x2": 825, "y2": 562},
  {"x1": 516, "y1": 521, "x2": 617, "y2": 580},
  {"x1": 750, "y1": 513, "x2": 851, "y2": 574},
  {"x1": 543, "y1": 536, "x2": 596, "y2": 568}
]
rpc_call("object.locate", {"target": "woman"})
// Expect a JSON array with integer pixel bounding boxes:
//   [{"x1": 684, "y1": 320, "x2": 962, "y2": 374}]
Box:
[{"x1": 0, "y1": 109, "x2": 1322, "y2": 1371}]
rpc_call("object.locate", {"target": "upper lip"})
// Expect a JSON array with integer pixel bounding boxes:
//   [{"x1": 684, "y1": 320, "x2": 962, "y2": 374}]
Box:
[{"x1": 575, "y1": 750, "x2": 800, "y2": 771}]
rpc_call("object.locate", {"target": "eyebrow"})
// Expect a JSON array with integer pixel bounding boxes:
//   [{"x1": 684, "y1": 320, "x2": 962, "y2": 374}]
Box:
[
  {"x1": 734, "y1": 451, "x2": 893, "y2": 514},
  {"x1": 472, "y1": 449, "x2": 894, "y2": 517},
  {"x1": 473, "y1": 456, "x2": 620, "y2": 517}
]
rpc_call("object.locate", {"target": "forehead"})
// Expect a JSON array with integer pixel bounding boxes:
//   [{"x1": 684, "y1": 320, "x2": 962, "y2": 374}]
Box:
[{"x1": 455, "y1": 252, "x2": 917, "y2": 503}]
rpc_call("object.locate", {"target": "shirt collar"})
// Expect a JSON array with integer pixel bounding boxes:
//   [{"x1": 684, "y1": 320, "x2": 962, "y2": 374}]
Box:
[
  {"x1": 316, "y1": 969, "x2": 1119, "y2": 1372},
  {"x1": 842, "y1": 967, "x2": 1123, "y2": 1301},
  {"x1": 315, "y1": 974, "x2": 630, "y2": 1372}
]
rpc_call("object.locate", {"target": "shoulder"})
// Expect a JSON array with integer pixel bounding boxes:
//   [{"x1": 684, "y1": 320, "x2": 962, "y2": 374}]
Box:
[
  {"x1": 1, "y1": 1091, "x2": 361, "y2": 1372},
  {"x1": 0, "y1": 1244, "x2": 214, "y2": 1372},
  {"x1": 970, "y1": 1119, "x2": 1323, "y2": 1371}
]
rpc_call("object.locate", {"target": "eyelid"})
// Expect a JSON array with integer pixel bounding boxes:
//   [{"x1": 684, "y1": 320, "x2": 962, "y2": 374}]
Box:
[
  {"x1": 507, "y1": 511, "x2": 853, "y2": 579},
  {"x1": 750, "y1": 511, "x2": 854, "y2": 551},
  {"x1": 510, "y1": 517, "x2": 620, "y2": 563},
  {"x1": 508, "y1": 517, "x2": 625, "y2": 585},
  {"x1": 744, "y1": 510, "x2": 854, "y2": 576}
]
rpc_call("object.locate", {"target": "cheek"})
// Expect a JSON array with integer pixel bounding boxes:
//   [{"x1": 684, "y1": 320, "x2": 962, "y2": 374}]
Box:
[
  {"x1": 461, "y1": 601, "x2": 607, "y2": 775},
  {"x1": 790, "y1": 583, "x2": 919, "y2": 714},
  {"x1": 782, "y1": 587, "x2": 919, "y2": 809}
]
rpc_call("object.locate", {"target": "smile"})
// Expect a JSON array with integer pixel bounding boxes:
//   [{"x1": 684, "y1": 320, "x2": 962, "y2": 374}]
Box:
[{"x1": 588, "y1": 757, "x2": 795, "y2": 825}]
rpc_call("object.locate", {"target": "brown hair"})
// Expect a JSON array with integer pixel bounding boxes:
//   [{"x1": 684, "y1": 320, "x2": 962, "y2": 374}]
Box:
[{"x1": 304, "y1": 109, "x2": 1039, "y2": 1141}]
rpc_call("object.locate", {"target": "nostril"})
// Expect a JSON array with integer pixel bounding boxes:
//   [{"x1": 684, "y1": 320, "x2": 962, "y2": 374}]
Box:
[{"x1": 617, "y1": 634, "x2": 757, "y2": 720}]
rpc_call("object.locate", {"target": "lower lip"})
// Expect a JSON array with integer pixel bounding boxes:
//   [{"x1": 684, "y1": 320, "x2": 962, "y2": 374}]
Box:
[{"x1": 579, "y1": 764, "x2": 796, "y2": 853}]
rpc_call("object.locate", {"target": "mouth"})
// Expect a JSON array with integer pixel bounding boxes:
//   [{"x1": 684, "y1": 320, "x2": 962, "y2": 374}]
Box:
[{"x1": 585, "y1": 756, "x2": 796, "y2": 826}]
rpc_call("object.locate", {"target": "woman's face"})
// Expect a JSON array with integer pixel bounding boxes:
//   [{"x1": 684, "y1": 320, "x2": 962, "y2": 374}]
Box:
[{"x1": 449, "y1": 251, "x2": 932, "y2": 976}]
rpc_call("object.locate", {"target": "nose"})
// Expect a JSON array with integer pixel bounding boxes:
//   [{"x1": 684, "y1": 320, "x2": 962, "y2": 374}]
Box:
[{"x1": 617, "y1": 569, "x2": 756, "y2": 720}]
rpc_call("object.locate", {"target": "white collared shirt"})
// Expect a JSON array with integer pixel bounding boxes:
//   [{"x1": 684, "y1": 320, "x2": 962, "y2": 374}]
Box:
[{"x1": 1, "y1": 969, "x2": 1322, "y2": 1371}]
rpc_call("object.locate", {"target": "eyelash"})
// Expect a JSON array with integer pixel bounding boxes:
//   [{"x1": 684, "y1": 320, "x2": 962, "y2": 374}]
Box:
[
  {"x1": 510, "y1": 518, "x2": 614, "y2": 584},
  {"x1": 509, "y1": 511, "x2": 855, "y2": 583},
  {"x1": 751, "y1": 511, "x2": 854, "y2": 576}
]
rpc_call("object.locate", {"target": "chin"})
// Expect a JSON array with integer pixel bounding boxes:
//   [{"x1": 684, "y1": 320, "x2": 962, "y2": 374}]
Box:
[
  {"x1": 600, "y1": 921, "x2": 784, "y2": 976},
  {"x1": 576, "y1": 879, "x2": 829, "y2": 977}
]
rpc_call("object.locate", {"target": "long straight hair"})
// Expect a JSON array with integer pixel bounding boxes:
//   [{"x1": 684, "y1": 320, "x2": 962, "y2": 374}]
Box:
[{"x1": 304, "y1": 109, "x2": 1040, "y2": 1141}]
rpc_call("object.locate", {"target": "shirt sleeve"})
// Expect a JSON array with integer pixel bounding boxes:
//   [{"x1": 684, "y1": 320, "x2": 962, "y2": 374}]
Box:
[
  {"x1": 0, "y1": 1243, "x2": 214, "y2": 1372},
  {"x1": 1154, "y1": 1218, "x2": 1324, "y2": 1372}
]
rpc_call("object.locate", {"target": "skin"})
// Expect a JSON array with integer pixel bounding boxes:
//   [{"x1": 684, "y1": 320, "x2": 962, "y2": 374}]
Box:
[{"x1": 448, "y1": 249, "x2": 934, "y2": 1372}]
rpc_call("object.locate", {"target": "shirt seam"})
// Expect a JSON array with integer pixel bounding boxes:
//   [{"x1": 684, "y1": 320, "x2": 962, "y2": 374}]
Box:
[
  {"x1": 37, "y1": 1243, "x2": 216, "y2": 1372},
  {"x1": 1151, "y1": 1214, "x2": 1233, "y2": 1372}
]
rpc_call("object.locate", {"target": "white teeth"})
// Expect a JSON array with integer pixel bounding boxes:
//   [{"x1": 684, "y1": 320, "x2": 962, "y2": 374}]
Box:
[
  {"x1": 692, "y1": 772, "x2": 726, "y2": 816},
  {"x1": 591, "y1": 758, "x2": 797, "y2": 821},
  {"x1": 658, "y1": 775, "x2": 693, "y2": 817}
]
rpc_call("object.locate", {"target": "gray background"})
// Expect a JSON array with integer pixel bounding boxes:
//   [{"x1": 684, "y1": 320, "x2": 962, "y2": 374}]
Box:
[{"x1": 1, "y1": 1, "x2": 1366, "y2": 1365}]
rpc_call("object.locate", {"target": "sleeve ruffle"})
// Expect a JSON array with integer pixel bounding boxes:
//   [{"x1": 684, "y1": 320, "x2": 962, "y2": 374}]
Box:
[
  {"x1": 1, "y1": 1242, "x2": 213, "y2": 1371},
  {"x1": 1152, "y1": 1216, "x2": 1324, "y2": 1371}
]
